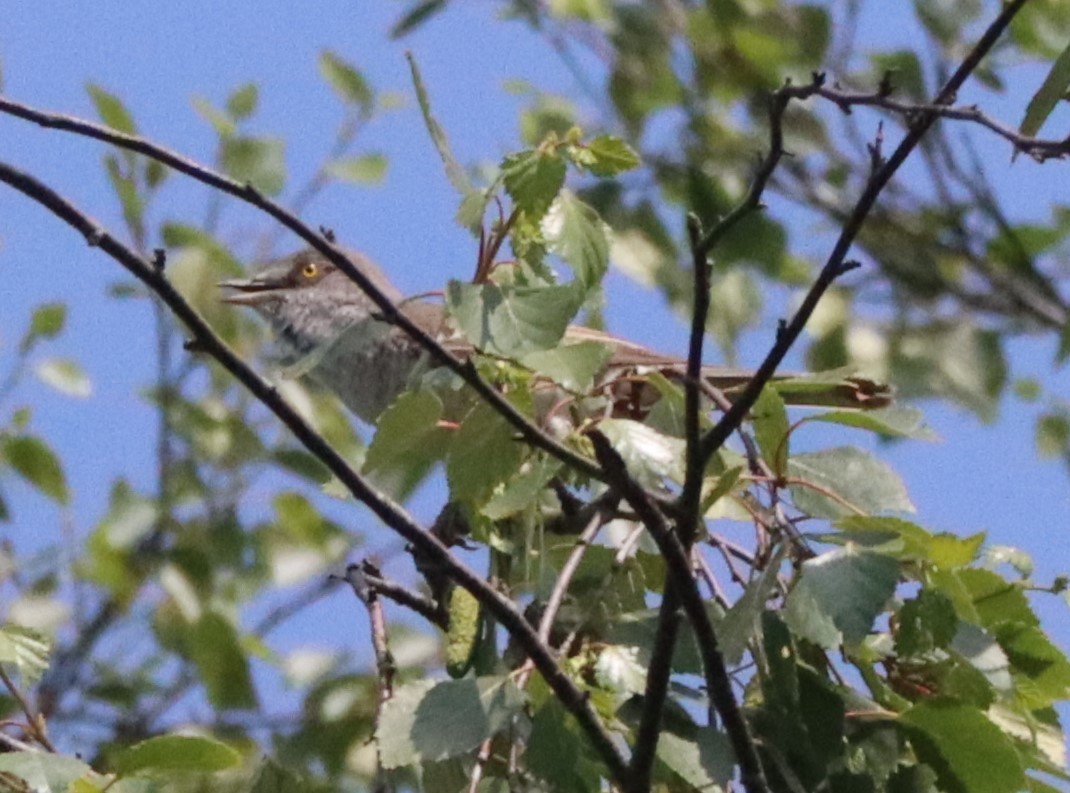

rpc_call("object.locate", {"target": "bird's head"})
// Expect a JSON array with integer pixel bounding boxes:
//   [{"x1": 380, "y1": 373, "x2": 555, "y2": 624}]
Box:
[{"x1": 219, "y1": 248, "x2": 402, "y2": 354}]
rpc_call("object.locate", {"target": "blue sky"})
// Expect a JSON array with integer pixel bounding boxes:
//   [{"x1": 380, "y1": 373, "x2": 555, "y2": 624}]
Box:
[{"x1": 2, "y1": 0, "x2": 1069, "y2": 755}]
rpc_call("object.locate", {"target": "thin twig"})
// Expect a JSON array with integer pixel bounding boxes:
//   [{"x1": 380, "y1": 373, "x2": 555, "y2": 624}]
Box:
[
  {"x1": 697, "y1": 0, "x2": 1033, "y2": 468},
  {"x1": 0, "y1": 666, "x2": 55, "y2": 752}
]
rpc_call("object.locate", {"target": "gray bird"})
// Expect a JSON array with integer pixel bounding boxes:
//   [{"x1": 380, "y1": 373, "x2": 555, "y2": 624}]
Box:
[{"x1": 219, "y1": 248, "x2": 891, "y2": 425}]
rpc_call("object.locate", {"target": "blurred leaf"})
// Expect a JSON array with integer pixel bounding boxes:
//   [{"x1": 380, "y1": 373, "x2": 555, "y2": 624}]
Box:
[
  {"x1": 656, "y1": 728, "x2": 733, "y2": 790},
  {"x1": 407, "y1": 53, "x2": 473, "y2": 197},
  {"x1": 191, "y1": 95, "x2": 237, "y2": 137},
  {"x1": 1035, "y1": 411, "x2": 1069, "y2": 459},
  {"x1": 391, "y1": 0, "x2": 448, "y2": 38},
  {"x1": 114, "y1": 735, "x2": 241, "y2": 774},
  {"x1": 226, "y1": 82, "x2": 259, "y2": 119},
  {"x1": 752, "y1": 385, "x2": 789, "y2": 475},
  {"x1": 187, "y1": 612, "x2": 257, "y2": 709},
  {"x1": 86, "y1": 83, "x2": 137, "y2": 133},
  {"x1": 34, "y1": 358, "x2": 91, "y2": 398},
  {"x1": 446, "y1": 281, "x2": 582, "y2": 357},
  {"x1": 1, "y1": 434, "x2": 68, "y2": 504},
  {"x1": 481, "y1": 455, "x2": 561, "y2": 521},
  {"x1": 502, "y1": 149, "x2": 567, "y2": 219},
  {"x1": 542, "y1": 189, "x2": 609, "y2": 287},
  {"x1": 272, "y1": 448, "x2": 330, "y2": 484},
  {"x1": 19, "y1": 303, "x2": 66, "y2": 352},
  {"x1": 902, "y1": 699, "x2": 1025, "y2": 793},
  {"x1": 0, "y1": 753, "x2": 93, "y2": 790},
  {"x1": 220, "y1": 136, "x2": 286, "y2": 195},
  {"x1": 103, "y1": 154, "x2": 143, "y2": 230},
  {"x1": 520, "y1": 340, "x2": 613, "y2": 393},
  {"x1": 0, "y1": 626, "x2": 50, "y2": 685},
  {"x1": 784, "y1": 546, "x2": 898, "y2": 647},
  {"x1": 1020, "y1": 42, "x2": 1070, "y2": 138},
  {"x1": 378, "y1": 677, "x2": 525, "y2": 768},
  {"x1": 324, "y1": 153, "x2": 388, "y2": 184},
  {"x1": 319, "y1": 50, "x2": 374, "y2": 115}
]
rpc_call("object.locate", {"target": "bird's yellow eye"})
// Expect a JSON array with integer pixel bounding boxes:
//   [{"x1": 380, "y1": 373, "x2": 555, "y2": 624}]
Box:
[{"x1": 301, "y1": 262, "x2": 319, "y2": 279}]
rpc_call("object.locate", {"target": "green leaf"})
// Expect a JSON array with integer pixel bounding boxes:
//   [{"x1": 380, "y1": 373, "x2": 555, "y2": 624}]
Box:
[
  {"x1": 103, "y1": 154, "x2": 143, "y2": 230},
  {"x1": 575, "y1": 134, "x2": 640, "y2": 176},
  {"x1": 377, "y1": 677, "x2": 525, "y2": 768},
  {"x1": 86, "y1": 83, "x2": 137, "y2": 133},
  {"x1": 656, "y1": 728, "x2": 734, "y2": 790},
  {"x1": 391, "y1": 0, "x2": 449, "y2": 38},
  {"x1": 502, "y1": 149, "x2": 567, "y2": 219},
  {"x1": 788, "y1": 446, "x2": 914, "y2": 519},
  {"x1": 752, "y1": 385, "x2": 789, "y2": 475},
  {"x1": 526, "y1": 698, "x2": 603, "y2": 791},
  {"x1": 19, "y1": 303, "x2": 66, "y2": 352},
  {"x1": 324, "y1": 153, "x2": 388, "y2": 184},
  {"x1": 447, "y1": 403, "x2": 526, "y2": 507},
  {"x1": 0, "y1": 626, "x2": 50, "y2": 685},
  {"x1": 784, "y1": 546, "x2": 899, "y2": 647},
  {"x1": 994, "y1": 622, "x2": 1070, "y2": 707},
  {"x1": 407, "y1": 53, "x2": 473, "y2": 197},
  {"x1": 896, "y1": 589, "x2": 958, "y2": 657},
  {"x1": 717, "y1": 546, "x2": 786, "y2": 666},
  {"x1": 0, "y1": 753, "x2": 94, "y2": 790},
  {"x1": 902, "y1": 699, "x2": 1025, "y2": 793},
  {"x1": 187, "y1": 612, "x2": 257, "y2": 709},
  {"x1": 542, "y1": 189, "x2": 609, "y2": 287},
  {"x1": 34, "y1": 358, "x2": 92, "y2": 398},
  {"x1": 220, "y1": 136, "x2": 286, "y2": 195},
  {"x1": 319, "y1": 50, "x2": 374, "y2": 115},
  {"x1": 1, "y1": 434, "x2": 69, "y2": 504},
  {"x1": 807, "y1": 405, "x2": 938, "y2": 441},
  {"x1": 520, "y1": 340, "x2": 612, "y2": 393},
  {"x1": 598, "y1": 418, "x2": 685, "y2": 487},
  {"x1": 481, "y1": 455, "x2": 562, "y2": 520},
  {"x1": 1020, "y1": 42, "x2": 1070, "y2": 138},
  {"x1": 364, "y1": 391, "x2": 450, "y2": 501},
  {"x1": 114, "y1": 735, "x2": 242, "y2": 774},
  {"x1": 446, "y1": 281, "x2": 582, "y2": 357},
  {"x1": 226, "y1": 82, "x2": 259, "y2": 119}
]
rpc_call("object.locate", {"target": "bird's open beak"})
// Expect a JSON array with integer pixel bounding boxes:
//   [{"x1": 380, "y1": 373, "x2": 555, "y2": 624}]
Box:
[{"x1": 217, "y1": 276, "x2": 288, "y2": 306}]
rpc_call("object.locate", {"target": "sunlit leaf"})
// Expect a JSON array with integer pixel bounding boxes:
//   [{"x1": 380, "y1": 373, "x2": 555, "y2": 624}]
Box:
[
  {"x1": 34, "y1": 358, "x2": 92, "y2": 398},
  {"x1": 407, "y1": 53, "x2": 472, "y2": 196},
  {"x1": 542, "y1": 189, "x2": 609, "y2": 287},
  {"x1": 902, "y1": 699, "x2": 1025, "y2": 793},
  {"x1": 785, "y1": 545, "x2": 899, "y2": 647},
  {"x1": 573, "y1": 134, "x2": 640, "y2": 176},
  {"x1": 446, "y1": 281, "x2": 582, "y2": 357},
  {"x1": 501, "y1": 148, "x2": 567, "y2": 219},
  {"x1": 378, "y1": 677, "x2": 525, "y2": 768},
  {"x1": 0, "y1": 626, "x2": 50, "y2": 684},
  {"x1": 520, "y1": 340, "x2": 612, "y2": 393}
]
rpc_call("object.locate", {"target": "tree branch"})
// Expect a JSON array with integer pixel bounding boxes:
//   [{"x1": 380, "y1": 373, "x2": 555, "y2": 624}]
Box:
[
  {"x1": 0, "y1": 94, "x2": 603, "y2": 484},
  {"x1": 0, "y1": 158, "x2": 630, "y2": 785},
  {"x1": 698, "y1": 0, "x2": 1033, "y2": 467}
]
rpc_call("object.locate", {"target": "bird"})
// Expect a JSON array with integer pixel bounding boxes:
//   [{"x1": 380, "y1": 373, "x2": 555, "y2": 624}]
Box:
[{"x1": 219, "y1": 248, "x2": 891, "y2": 426}]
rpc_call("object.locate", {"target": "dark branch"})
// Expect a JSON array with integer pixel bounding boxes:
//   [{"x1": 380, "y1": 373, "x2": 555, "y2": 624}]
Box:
[{"x1": 0, "y1": 158, "x2": 630, "y2": 785}]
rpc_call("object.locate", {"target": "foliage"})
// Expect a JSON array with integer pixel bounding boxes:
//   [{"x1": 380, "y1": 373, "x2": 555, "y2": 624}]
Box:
[{"x1": 0, "y1": 2, "x2": 1069, "y2": 793}]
